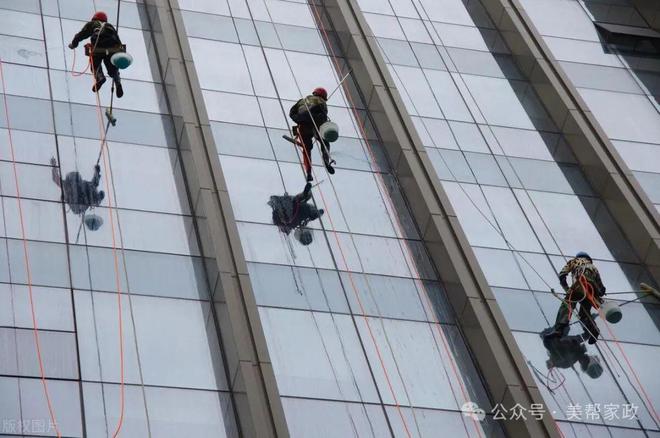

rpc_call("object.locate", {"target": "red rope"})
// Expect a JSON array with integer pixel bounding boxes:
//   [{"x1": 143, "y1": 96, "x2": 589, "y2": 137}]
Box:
[
  {"x1": 70, "y1": 47, "x2": 91, "y2": 77},
  {"x1": 581, "y1": 276, "x2": 659, "y2": 424},
  {"x1": 0, "y1": 59, "x2": 62, "y2": 438},
  {"x1": 293, "y1": 131, "x2": 415, "y2": 437},
  {"x1": 88, "y1": 55, "x2": 126, "y2": 438},
  {"x1": 305, "y1": 4, "x2": 483, "y2": 435}
]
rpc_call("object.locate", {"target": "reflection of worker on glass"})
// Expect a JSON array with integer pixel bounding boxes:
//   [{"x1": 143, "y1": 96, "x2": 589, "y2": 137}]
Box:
[
  {"x1": 268, "y1": 182, "x2": 324, "y2": 245},
  {"x1": 540, "y1": 327, "x2": 603, "y2": 379},
  {"x1": 51, "y1": 157, "x2": 105, "y2": 232}
]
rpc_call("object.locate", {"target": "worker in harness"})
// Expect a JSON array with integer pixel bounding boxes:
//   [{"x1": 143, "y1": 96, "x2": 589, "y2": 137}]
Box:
[
  {"x1": 540, "y1": 328, "x2": 603, "y2": 379},
  {"x1": 68, "y1": 11, "x2": 124, "y2": 98},
  {"x1": 545, "y1": 252, "x2": 607, "y2": 344},
  {"x1": 268, "y1": 182, "x2": 324, "y2": 245},
  {"x1": 289, "y1": 87, "x2": 335, "y2": 182},
  {"x1": 51, "y1": 157, "x2": 105, "y2": 216}
]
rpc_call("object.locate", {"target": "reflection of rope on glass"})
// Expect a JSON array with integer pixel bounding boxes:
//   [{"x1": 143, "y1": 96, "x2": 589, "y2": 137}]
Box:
[{"x1": 51, "y1": 157, "x2": 104, "y2": 238}]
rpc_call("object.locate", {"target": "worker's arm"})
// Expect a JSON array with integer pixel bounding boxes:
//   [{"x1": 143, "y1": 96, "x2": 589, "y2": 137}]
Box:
[
  {"x1": 294, "y1": 182, "x2": 312, "y2": 204},
  {"x1": 593, "y1": 270, "x2": 606, "y2": 296},
  {"x1": 69, "y1": 22, "x2": 94, "y2": 48},
  {"x1": 289, "y1": 100, "x2": 301, "y2": 121},
  {"x1": 50, "y1": 157, "x2": 61, "y2": 187},
  {"x1": 91, "y1": 164, "x2": 101, "y2": 187},
  {"x1": 558, "y1": 259, "x2": 574, "y2": 292}
]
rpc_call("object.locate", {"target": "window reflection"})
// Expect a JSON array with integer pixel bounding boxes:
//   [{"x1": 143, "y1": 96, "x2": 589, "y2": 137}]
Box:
[{"x1": 268, "y1": 182, "x2": 324, "y2": 246}]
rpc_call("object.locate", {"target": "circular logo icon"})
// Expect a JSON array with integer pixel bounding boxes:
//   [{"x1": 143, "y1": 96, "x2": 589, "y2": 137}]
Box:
[{"x1": 461, "y1": 401, "x2": 486, "y2": 421}]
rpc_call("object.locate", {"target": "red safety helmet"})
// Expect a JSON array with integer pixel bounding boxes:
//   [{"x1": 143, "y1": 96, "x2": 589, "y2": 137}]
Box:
[
  {"x1": 92, "y1": 11, "x2": 108, "y2": 22},
  {"x1": 312, "y1": 87, "x2": 328, "y2": 100}
]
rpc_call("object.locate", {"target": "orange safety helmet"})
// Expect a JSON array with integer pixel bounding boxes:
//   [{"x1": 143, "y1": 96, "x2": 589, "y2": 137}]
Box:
[
  {"x1": 312, "y1": 87, "x2": 328, "y2": 100},
  {"x1": 92, "y1": 11, "x2": 108, "y2": 22}
]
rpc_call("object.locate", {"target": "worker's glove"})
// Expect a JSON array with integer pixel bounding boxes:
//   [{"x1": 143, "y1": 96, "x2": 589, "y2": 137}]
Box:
[
  {"x1": 50, "y1": 157, "x2": 57, "y2": 166},
  {"x1": 304, "y1": 182, "x2": 312, "y2": 192},
  {"x1": 68, "y1": 41, "x2": 78, "y2": 49},
  {"x1": 94, "y1": 164, "x2": 101, "y2": 174}
]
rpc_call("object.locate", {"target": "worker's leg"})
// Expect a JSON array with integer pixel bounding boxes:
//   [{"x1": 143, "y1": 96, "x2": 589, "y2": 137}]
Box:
[
  {"x1": 297, "y1": 124, "x2": 314, "y2": 181},
  {"x1": 550, "y1": 301, "x2": 573, "y2": 336},
  {"x1": 103, "y1": 55, "x2": 123, "y2": 98},
  {"x1": 315, "y1": 133, "x2": 335, "y2": 174},
  {"x1": 578, "y1": 299, "x2": 599, "y2": 344},
  {"x1": 547, "y1": 288, "x2": 580, "y2": 338},
  {"x1": 91, "y1": 55, "x2": 106, "y2": 92}
]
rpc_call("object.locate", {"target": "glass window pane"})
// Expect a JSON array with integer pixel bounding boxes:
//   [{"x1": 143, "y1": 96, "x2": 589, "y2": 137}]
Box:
[
  {"x1": 182, "y1": 11, "x2": 238, "y2": 41},
  {"x1": 0, "y1": 284, "x2": 74, "y2": 331},
  {"x1": 579, "y1": 88, "x2": 660, "y2": 144},
  {"x1": 131, "y1": 295, "x2": 227, "y2": 390},
  {"x1": 248, "y1": 262, "x2": 349, "y2": 313},
  {"x1": 83, "y1": 382, "x2": 150, "y2": 438},
  {"x1": 0, "y1": 35, "x2": 47, "y2": 67},
  {"x1": 283, "y1": 397, "x2": 390, "y2": 438},
  {"x1": 190, "y1": 39, "x2": 253, "y2": 94},
  {"x1": 203, "y1": 90, "x2": 264, "y2": 125},
  {"x1": 145, "y1": 386, "x2": 236, "y2": 438},
  {"x1": 260, "y1": 307, "x2": 380, "y2": 402},
  {"x1": 20, "y1": 378, "x2": 82, "y2": 437},
  {"x1": 0, "y1": 9, "x2": 43, "y2": 39}
]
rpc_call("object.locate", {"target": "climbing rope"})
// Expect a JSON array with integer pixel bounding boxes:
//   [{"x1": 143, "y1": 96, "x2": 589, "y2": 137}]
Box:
[
  {"x1": 220, "y1": 1, "x2": 372, "y2": 436},
  {"x1": 67, "y1": 3, "x2": 128, "y2": 435},
  {"x1": 286, "y1": 2, "x2": 488, "y2": 434},
  {"x1": 380, "y1": 0, "x2": 659, "y2": 430},
  {"x1": 0, "y1": 58, "x2": 62, "y2": 438},
  {"x1": 237, "y1": 0, "x2": 422, "y2": 435}
]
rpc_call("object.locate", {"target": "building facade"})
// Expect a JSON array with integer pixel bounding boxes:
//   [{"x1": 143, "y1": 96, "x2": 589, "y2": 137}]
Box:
[{"x1": 0, "y1": 0, "x2": 657, "y2": 437}]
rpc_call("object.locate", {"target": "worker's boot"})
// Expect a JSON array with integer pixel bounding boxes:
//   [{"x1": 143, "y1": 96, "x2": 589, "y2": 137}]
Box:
[
  {"x1": 322, "y1": 152, "x2": 335, "y2": 175},
  {"x1": 92, "y1": 75, "x2": 106, "y2": 93},
  {"x1": 581, "y1": 327, "x2": 599, "y2": 344},
  {"x1": 111, "y1": 73, "x2": 123, "y2": 98}
]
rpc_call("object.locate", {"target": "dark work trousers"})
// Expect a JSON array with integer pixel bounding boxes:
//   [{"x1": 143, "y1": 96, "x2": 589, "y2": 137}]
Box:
[
  {"x1": 92, "y1": 53, "x2": 120, "y2": 84},
  {"x1": 295, "y1": 122, "x2": 330, "y2": 179},
  {"x1": 554, "y1": 281, "x2": 600, "y2": 341}
]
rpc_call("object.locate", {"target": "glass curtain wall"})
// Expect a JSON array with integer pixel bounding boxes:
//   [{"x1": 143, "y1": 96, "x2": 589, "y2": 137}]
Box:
[
  {"x1": 0, "y1": 0, "x2": 236, "y2": 436},
  {"x1": 357, "y1": 0, "x2": 660, "y2": 436},
  {"x1": 518, "y1": 0, "x2": 660, "y2": 214},
  {"x1": 179, "y1": 0, "x2": 503, "y2": 436}
]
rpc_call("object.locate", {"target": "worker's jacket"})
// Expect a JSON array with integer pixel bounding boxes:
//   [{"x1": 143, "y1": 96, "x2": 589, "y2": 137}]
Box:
[
  {"x1": 72, "y1": 20, "x2": 122, "y2": 49},
  {"x1": 559, "y1": 257, "x2": 606, "y2": 296},
  {"x1": 289, "y1": 95, "x2": 328, "y2": 125}
]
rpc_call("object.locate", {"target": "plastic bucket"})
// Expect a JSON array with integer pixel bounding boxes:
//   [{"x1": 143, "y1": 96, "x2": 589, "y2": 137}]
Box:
[
  {"x1": 319, "y1": 121, "x2": 339, "y2": 143},
  {"x1": 84, "y1": 214, "x2": 104, "y2": 231},
  {"x1": 111, "y1": 52, "x2": 133, "y2": 70},
  {"x1": 584, "y1": 356, "x2": 603, "y2": 379},
  {"x1": 601, "y1": 300, "x2": 622, "y2": 324}
]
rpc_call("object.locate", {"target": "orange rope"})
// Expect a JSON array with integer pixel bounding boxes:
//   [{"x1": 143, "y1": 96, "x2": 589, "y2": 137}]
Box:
[
  {"x1": 294, "y1": 131, "x2": 413, "y2": 437},
  {"x1": 70, "y1": 47, "x2": 91, "y2": 77},
  {"x1": 0, "y1": 59, "x2": 62, "y2": 438},
  {"x1": 581, "y1": 276, "x2": 659, "y2": 424},
  {"x1": 305, "y1": 4, "x2": 483, "y2": 435},
  {"x1": 88, "y1": 55, "x2": 126, "y2": 438}
]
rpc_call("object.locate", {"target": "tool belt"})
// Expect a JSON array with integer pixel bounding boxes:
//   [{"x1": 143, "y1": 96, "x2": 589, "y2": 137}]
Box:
[{"x1": 84, "y1": 43, "x2": 126, "y2": 57}]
